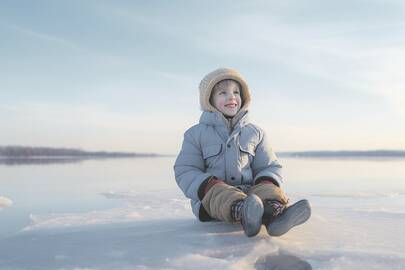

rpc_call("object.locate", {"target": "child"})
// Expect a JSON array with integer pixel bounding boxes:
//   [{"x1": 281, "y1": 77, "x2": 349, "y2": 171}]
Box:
[{"x1": 174, "y1": 68, "x2": 311, "y2": 237}]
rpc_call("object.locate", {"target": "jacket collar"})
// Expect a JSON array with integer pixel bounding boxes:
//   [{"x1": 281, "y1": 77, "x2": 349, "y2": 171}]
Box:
[{"x1": 199, "y1": 109, "x2": 250, "y2": 135}]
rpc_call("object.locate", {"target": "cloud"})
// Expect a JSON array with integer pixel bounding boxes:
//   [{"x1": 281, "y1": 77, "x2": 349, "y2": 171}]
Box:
[
  {"x1": 6, "y1": 23, "x2": 85, "y2": 52},
  {"x1": 346, "y1": 48, "x2": 405, "y2": 113},
  {"x1": 188, "y1": 12, "x2": 405, "y2": 115}
]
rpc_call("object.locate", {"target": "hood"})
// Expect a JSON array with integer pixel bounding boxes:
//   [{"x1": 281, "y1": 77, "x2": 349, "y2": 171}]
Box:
[{"x1": 199, "y1": 67, "x2": 251, "y2": 113}]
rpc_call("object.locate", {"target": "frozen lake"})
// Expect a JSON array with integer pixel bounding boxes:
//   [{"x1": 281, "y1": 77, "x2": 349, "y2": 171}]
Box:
[{"x1": 1, "y1": 157, "x2": 405, "y2": 269}]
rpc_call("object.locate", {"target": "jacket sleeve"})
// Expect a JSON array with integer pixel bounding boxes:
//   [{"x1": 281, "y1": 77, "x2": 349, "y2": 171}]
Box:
[
  {"x1": 251, "y1": 130, "x2": 283, "y2": 186},
  {"x1": 174, "y1": 128, "x2": 213, "y2": 201}
]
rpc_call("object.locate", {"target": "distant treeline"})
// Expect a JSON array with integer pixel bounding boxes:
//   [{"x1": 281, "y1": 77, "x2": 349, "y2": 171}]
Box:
[
  {"x1": 0, "y1": 146, "x2": 159, "y2": 158},
  {"x1": 2, "y1": 146, "x2": 404, "y2": 159},
  {"x1": 279, "y1": 150, "x2": 405, "y2": 158}
]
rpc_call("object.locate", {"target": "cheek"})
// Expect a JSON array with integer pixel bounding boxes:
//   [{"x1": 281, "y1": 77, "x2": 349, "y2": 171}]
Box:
[
  {"x1": 214, "y1": 96, "x2": 226, "y2": 108},
  {"x1": 237, "y1": 96, "x2": 242, "y2": 106}
]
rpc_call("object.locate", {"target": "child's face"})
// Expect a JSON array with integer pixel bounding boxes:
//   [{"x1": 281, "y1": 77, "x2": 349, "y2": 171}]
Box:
[{"x1": 211, "y1": 80, "x2": 242, "y2": 117}]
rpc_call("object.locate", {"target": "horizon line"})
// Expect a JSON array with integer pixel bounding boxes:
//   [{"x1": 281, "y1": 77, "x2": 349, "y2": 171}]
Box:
[{"x1": 1, "y1": 145, "x2": 405, "y2": 157}]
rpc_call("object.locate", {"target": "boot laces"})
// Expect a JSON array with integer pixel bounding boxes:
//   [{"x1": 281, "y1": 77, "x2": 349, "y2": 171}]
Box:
[
  {"x1": 266, "y1": 200, "x2": 286, "y2": 217},
  {"x1": 262, "y1": 199, "x2": 286, "y2": 225},
  {"x1": 231, "y1": 199, "x2": 244, "y2": 222}
]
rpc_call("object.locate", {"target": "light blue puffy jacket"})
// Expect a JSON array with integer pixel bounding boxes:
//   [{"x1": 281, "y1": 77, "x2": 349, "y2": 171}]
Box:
[{"x1": 173, "y1": 109, "x2": 283, "y2": 220}]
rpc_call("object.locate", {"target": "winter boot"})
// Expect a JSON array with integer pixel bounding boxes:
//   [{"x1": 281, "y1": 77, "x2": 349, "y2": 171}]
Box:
[
  {"x1": 264, "y1": 199, "x2": 311, "y2": 237},
  {"x1": 231, "y1": 194, "x2": 264, "y2": 237}
]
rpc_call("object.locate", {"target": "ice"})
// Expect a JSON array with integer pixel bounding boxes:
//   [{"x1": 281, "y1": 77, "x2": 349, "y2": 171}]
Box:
[
  {"x1": 1, "y1": 189, "x2": 405, "y2": 269},
  {"x1": 24, "y1": 190, "x2": 191, "y2": 231},
  {"x1": 1, "y1": 157, "x2": 405, "y2": 269}
]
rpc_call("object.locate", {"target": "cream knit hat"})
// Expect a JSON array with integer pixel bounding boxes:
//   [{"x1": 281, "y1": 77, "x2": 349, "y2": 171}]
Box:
[{"x1": 199, "y1": 67, "x2": 251, "y2": 112}]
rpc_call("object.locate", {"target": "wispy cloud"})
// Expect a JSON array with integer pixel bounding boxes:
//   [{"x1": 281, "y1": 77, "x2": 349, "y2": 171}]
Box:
[
  {"x1": 185, "y1": 12, "x2": 405, "y2": 114},
  {"x1": 94, "y1": 1, "x2": 405, "y2": 115},
  {"x1": 6, "y1": 23, "x2": 85, "y2": 52},
  {"x1": 1, "y1": 1, "x2": 405, "y2": 151}
]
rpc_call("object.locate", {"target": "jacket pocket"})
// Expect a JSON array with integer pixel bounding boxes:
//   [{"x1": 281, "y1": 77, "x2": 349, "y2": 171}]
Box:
[
  {"x1": 239, "y1": 143, "x2": 255, "y2": 171},
  {"x1": 202, "y1": 144, "x2": 222, "y2": 159},
  {"x1": 239, "y1": 143, "x2": 256, "y2": 156}
]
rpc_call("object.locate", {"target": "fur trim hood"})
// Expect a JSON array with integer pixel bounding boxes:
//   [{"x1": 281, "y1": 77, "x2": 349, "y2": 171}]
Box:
[{"x1": 199, "y1": 68, "x2": 251, "y2": 112}]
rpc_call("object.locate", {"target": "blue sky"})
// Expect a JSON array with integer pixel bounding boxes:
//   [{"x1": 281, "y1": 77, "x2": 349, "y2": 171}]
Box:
[{"x1": 1, "y1": 0, "x2": 405, "y2": 154}]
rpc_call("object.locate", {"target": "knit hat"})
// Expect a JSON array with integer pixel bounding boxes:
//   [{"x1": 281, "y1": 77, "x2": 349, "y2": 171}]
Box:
[{"x1": 199, "y1": 68, "x2": 251, "y2": 112}]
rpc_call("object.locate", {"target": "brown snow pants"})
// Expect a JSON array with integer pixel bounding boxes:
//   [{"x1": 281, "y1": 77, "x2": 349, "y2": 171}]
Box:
[{"x1": 201, "y1": 182, "x2": 288, "y2": 222}]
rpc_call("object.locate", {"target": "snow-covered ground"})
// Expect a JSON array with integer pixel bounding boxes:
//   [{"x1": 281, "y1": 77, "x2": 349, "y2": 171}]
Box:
[
  {"x1": 1, "y1": 157, "x2": 405, "y2": 269},
  {"x1": 0, "y1": 196, "x2": 13, "y2": 209}
]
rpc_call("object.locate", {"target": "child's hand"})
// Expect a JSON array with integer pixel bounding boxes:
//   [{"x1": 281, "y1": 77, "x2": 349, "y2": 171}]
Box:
[
  {"x1": 198, "y1": 176, "x2": 224, "y2": 200},
  {"x1": 256, "y1": 177, "x2": 278, "y2": 186}
]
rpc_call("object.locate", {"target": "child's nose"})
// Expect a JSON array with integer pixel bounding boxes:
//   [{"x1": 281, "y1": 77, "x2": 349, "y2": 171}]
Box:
[{"x1": 228, "y1": 92, "x2": 236, "y2": 99}]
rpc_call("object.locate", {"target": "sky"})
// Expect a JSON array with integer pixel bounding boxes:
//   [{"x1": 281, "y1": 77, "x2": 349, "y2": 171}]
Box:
[{"x1": 1, "y1": 0, "x2": 405, "y2": 154}]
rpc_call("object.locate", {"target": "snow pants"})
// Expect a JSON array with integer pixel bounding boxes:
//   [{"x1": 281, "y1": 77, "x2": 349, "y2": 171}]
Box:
[{"x1": 201, "y1": 182, "x2": 288, "y2": 222}]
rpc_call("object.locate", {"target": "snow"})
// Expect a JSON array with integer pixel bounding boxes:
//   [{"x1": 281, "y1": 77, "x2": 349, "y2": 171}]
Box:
[
  {"x1": 0, "y1": 196, "x2": 13, "y2": 209},
  {"x1": 1, "y1": 189, "x2": 405, "y2": 269},
  {"x1": 24, "y1": 190, "x2": 191, "y2": 230},
  {"x1": 1, "y1": 158, "x2": 405, "y2": 269}
]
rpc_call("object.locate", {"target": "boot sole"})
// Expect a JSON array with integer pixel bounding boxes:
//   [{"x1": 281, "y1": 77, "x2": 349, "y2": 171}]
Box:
[
  {"x1": 267, "y1": 199, "x2": 311, "y2": 237},
  {"x1": 243, "y1": 194, "x2": 264, "y2": 237}
]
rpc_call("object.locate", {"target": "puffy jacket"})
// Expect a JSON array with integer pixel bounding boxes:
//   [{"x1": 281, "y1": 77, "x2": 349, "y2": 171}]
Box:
[{"x1": 173, "y1": 109, "x2": 283, "y2": 220}]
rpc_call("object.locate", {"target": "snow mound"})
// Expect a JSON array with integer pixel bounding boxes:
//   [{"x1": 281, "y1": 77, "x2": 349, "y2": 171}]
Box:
[
  {"x1": 24, "y1": 190, "x2": 192, "y2": 230},
  {"x1": 0, "y1": 196, "x2": 13, "y2": 209}
]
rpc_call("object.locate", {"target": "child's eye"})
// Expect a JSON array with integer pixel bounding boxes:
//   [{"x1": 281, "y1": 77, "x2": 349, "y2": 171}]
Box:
[{"x1": 234, "y1": 91, "x2": 240, "y2": 94}]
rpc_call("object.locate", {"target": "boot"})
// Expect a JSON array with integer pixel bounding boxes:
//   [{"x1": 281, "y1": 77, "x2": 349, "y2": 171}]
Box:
[
  {"x1": 231, "y1": 194, "x2": 264, "y2": 237},
  {"x1": 264, "y1": 199, "x2": 311, "y2": 237}
]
